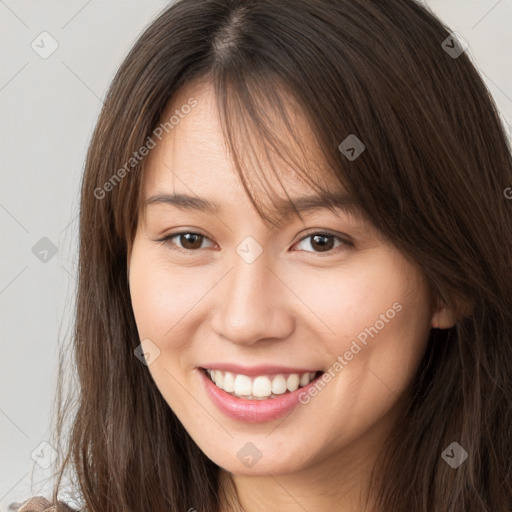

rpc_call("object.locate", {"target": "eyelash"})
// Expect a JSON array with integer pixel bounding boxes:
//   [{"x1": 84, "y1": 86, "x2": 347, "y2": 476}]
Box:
[{"x1": 156, "y1": 230, "x2": 353, "y2": 255}]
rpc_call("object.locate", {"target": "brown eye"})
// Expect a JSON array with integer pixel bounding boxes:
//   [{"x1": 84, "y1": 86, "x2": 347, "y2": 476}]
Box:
[
  {"x1": 293, "y1": 232, "x2": 351, "y2": 254},
  {"x1": 159, "y1": 231, "x2": 215, "y2": 251},
  {"x1": 310, "y1": 234, "x2": 335, "y2": 252},
  {"x1": 179, "y1": 233, "x2": 204, "y2": 250}
]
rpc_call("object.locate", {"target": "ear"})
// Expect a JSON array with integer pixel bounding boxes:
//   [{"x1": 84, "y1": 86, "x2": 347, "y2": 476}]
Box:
[
  {"x1": 430, "y1": 295, "x2": 474, "y2": 329},
  {"x1": 431, "y1": 302, "x2": 456, "y2": 329}
]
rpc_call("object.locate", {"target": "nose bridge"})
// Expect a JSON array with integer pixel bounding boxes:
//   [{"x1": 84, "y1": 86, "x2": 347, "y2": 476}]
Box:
[{"x1": 211, "y1": 246, "x2": 295, "y2": 344}]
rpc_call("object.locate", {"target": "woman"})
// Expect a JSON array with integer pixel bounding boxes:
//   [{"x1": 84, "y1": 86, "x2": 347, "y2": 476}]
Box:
[{"x1": 12, "y1": 0, "x2": 511, "y2": 510}]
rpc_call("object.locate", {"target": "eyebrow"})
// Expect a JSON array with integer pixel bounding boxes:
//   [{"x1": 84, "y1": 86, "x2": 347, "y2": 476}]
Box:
[{"x1": 145, "y1": 191, "x2": 366, "y2": 224}]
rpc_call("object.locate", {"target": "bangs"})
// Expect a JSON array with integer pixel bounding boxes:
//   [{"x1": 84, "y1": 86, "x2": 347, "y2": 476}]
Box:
[{"x1": 205, "y1": 69, "x2": 372, "y2": 230}]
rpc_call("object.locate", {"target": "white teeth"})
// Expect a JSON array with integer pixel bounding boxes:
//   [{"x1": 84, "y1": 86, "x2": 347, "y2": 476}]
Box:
[
  {"x1": 206, "y1": 369, "x2": 319, "y2": 399},
  {"x1": 271, "y1": 375, "x2": 287, "y2": 395},
  {"x1": 234, "y1": 374, "x2": 252, "y2": 396},
  {"x1": 222, "y1": 371, "x2": 235, "y2": 392},
  {"x1": 300, "y1": 373, "x2": 310, "y2": 387},
  {"x1": 252, "y1": 376, "x2": 272, "y2": 397},
  {"x1": 213, "y1": 370, "x2": 223, "y2": 388},
  {"x1": 286, "y1": 374, "x2": 300, "y2": 392}
]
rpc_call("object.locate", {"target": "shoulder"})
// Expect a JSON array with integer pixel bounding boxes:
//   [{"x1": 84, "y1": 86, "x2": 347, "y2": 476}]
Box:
[{"x1": 7, "y1": 496, "x2": 78, "y2": 512}]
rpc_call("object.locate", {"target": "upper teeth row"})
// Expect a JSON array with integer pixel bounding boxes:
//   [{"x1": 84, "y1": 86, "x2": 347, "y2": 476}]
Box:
[{"x1": 206, "y1": 369, "x2": 318, "y2": 398}]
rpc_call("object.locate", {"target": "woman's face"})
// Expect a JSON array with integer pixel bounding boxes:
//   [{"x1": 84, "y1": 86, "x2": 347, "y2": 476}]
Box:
[{"x1": 128, "y1": 81, "x2": 445, "y2": 479}]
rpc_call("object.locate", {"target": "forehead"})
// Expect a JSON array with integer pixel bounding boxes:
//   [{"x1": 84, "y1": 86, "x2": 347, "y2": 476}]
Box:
[{"x1": 142, "y1": 80, "x2": 370, "y2": 228}]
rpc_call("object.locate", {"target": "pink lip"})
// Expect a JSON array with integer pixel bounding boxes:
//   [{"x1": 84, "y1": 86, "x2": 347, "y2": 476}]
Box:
[
  {"x1": 198, "y1": 363, "x2": 320, "y2": 378},
  {"x1": 199, "y1": 368, "x2": 323, "y2": 423}
]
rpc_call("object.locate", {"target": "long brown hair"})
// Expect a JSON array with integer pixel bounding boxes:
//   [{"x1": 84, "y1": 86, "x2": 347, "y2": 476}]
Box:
[{"x1": 48, "y1": 0, "x2": 512, "y2": 510}]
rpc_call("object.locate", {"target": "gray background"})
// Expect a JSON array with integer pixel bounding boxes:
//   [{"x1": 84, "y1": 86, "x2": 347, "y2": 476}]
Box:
[{"x1": 1, "y1": 0, "x2": 511, "y2": 509}]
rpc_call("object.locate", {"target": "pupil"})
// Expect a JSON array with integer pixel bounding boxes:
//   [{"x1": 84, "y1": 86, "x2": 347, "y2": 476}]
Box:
[
  {"x1": 312, "y1": 234, "x2": 333, "y2": 252},
  {"x1": 182, "y1": 233, "x2": 202, "y2": 249}
]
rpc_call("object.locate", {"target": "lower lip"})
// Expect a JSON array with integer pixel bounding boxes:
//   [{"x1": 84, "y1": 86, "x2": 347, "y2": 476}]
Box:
[{"x1": 199, "y1": 369, "x2": 322, "y2": 423}]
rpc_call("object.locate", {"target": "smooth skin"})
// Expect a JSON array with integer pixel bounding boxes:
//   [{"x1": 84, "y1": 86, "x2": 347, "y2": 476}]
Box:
[{"x1": 127, "y1": 80, "x2": 457, "y2": 511}]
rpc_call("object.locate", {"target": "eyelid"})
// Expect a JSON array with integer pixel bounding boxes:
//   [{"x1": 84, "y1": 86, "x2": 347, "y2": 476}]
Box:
[
  {"x1": 291, "y1": 229, "x2": 353, "y2": 254},
  {"x1": 156, "y1": 228, "x2": 353, "y2": 254},
  {"x1": 156, "y1": 230, "x2": 216, "y2": 251}
]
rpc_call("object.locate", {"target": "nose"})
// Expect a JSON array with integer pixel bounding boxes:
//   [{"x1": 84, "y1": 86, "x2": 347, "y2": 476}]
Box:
[{"x1": 210, "y1": 251, "x2": 296, "y2": 346}]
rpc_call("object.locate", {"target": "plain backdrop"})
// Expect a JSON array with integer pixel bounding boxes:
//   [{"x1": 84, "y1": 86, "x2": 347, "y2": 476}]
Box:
[{"x1": 1, "y1": 0, "x2": 511, "y2": 509}]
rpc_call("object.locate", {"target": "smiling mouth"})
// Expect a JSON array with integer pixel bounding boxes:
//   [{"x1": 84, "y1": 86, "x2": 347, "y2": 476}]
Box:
[{"x1": 201, "y1": 368, "x2": 324, "y2": 400}]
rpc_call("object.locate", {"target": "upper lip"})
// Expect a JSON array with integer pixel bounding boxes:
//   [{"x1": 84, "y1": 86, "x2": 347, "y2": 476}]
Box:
[{"x1": 198, "y1": 364, "x2": 322, "y2": 376}]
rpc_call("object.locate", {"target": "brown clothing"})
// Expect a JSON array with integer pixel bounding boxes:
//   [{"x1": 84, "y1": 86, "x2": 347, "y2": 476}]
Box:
[{"x1": 7, "y1": 496, "x2": 77, "y2": 512}]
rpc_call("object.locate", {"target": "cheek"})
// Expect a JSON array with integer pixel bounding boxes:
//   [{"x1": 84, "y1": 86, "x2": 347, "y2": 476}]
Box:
[
  {"x1": 280, "y1": 257, "x2": 432, "y2": 452},
  {"x1": 284, "y1": 254, "x2": 430, "y2": 344},
  {"x1": 129, "y1": 244, "x2": 212, "y2": 343},
  {"x1": 286, "y1": 251, "x2": 432, "y2": 389},
  {"x1": 128, "y1": 242, "x2": 211, "y2": 411}
]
